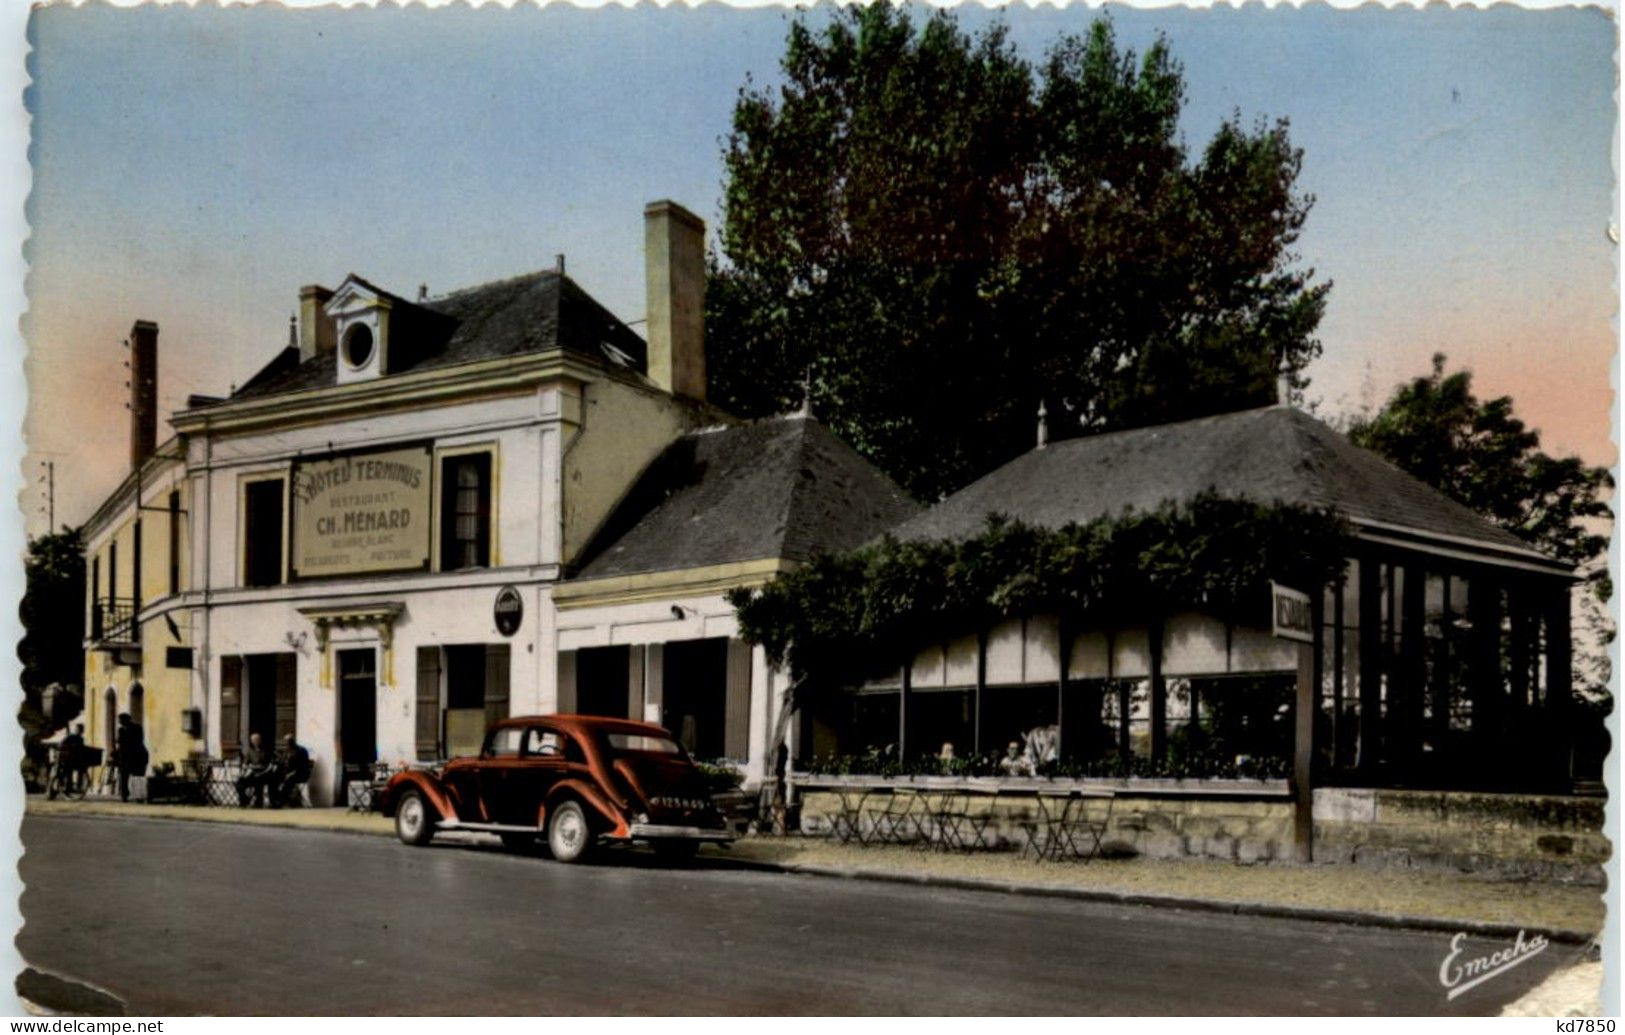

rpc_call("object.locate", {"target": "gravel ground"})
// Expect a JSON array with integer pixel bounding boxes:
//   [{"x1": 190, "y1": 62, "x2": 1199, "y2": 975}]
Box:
[
  {"x1": 722, "y1": 837, "x2": 1607, "y2": 935},
  {"x1": 28, "y1": 798, "x2": 1604, "y2": 937}
]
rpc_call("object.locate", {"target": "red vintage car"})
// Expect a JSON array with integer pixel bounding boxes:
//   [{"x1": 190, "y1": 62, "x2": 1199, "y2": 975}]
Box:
[{"x1": 380, "y1": 714, "x2": 736, "y2": 863}]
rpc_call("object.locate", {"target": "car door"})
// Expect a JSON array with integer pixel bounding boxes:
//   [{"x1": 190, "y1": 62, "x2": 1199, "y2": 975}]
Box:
[
  {"x1": 475, "y1": 725, "x2": 526, "y2": 823},
  {"x1": 502, "y1": 725, "x2": 570, "y2": 827}
]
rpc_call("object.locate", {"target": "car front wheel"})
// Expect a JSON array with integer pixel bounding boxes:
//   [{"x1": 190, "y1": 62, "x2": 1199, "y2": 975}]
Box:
[
  {"x1": 395, "y1": 789, "x2": 435, "y2": 847},
  {"x1": 547, "y1": 799, "x2": 593, "y2": 863}
]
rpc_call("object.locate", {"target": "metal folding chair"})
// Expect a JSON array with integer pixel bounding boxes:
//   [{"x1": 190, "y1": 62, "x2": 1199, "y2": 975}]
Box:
[
  {"x1": 871, "y1": 788, "x2": 929, "y2": 845},
  {"x1": 1022, "y1": 791, "x2": 1069, "y2": 861},
  {"x1": 828, "y1": 787, "x2": 870, "y2": 844},
  {"x1": 912, "y1": 791, "x2": 953, "y2": 850},
  {"x1": 1046, "y1": 791, "x2": 1115, "y2": 863},
  {"x1": 943, "y1": 790, "x2": 1000, "y2": 851}
]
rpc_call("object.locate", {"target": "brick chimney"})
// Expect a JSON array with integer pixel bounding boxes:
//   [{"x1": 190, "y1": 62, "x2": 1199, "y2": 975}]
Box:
[
  {"x1": 128, "y1": 320, "x2": 158, "y2": 470},
  {"x1": 644, "y1": 200, "x2": 705, "y2": 402},
  {"x1": 298, "y1": 284, "x2": 336, "y2": 362}
]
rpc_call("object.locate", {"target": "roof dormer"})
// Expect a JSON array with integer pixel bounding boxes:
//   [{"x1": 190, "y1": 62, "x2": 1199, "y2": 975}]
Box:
[{"x1": 325, "y1": 276, "x2": 395, "y2": 385}]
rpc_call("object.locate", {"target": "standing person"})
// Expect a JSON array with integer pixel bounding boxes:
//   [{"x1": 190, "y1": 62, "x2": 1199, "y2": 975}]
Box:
[
  {"x1": 272, "y1": 734, "x2": 312, "y2": 808},
  {"x1": 60, "y1": 723, "x2": 87, "y2": 796},
  {"x1": 114, "y1": 713, "x2": 147, "y2": 803}
]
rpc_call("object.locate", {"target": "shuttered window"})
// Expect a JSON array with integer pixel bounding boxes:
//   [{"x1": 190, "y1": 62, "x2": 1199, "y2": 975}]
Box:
[
  {"x1": 220, "y1": 656, "x2": 243, "y2": 757},
  {"x1": 415, "y1": 647, "x2": 442, "y2": 761},
  {"x1": 484, "y1": 645, "x2": 510, "y2": 730},
  {"x1": 275, "y1": 654, "x2": 297, "y2": 743}
]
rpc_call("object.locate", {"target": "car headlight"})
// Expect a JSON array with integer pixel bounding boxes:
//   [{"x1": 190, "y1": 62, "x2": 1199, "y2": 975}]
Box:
[{"x1": 635, "y1": 812, "x2": 650, "y2": 824}]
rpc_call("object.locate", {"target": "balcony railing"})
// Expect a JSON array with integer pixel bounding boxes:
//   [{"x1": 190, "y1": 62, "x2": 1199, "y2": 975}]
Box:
[{"x1": 92, "y1": 597, "x2": 139, "y2": 647}]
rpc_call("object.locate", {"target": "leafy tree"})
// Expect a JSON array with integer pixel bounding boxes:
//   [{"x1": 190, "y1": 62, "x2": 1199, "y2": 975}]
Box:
[
  {"x1": 18, "y1": 527, "x2": 85, "y2": 712},
  {"x1": 710, "y1": 6, "x2": 1329, "y2": 499},
  {"x1": 1348, "y1": 354, "x2": 1614, "y2": 699},
  {"x1": 1347, "y1": 354, "x2": 1612, "y2": 577}
]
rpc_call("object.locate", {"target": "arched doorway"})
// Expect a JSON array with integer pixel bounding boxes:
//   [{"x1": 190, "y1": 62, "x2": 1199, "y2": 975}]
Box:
[
  {"x1": 102, "y1": 687, "x2": 116, "y2": 752},
  {"x1": 129, "y1": 683, "x2": 144, "y2": 729}
]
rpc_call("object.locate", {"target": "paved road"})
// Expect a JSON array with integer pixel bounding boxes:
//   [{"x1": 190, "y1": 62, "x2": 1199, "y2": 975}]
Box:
[{"x1": 19, "y1": 814, "x2": 1577, "y2": 1015}]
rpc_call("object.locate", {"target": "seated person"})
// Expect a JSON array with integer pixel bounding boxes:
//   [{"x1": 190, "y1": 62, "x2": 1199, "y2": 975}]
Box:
[
  {"x1": 272, "y1": 734, "x2": 312, "y2": 807},
  {"x1": 235, "y1": 732, "x2": 275, "y2": 807},
  {"x1": 997, "y1": 739, "x2": 1035, "y2": 778}
]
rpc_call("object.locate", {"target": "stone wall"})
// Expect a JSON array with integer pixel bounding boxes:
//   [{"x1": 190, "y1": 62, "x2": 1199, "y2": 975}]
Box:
[
  {"x1": 794, "y1": 783, "x2": 1609, "y2": 882},
  {"x1": 1313, "y1": 788, "x2": 1608, "y2": 884}
]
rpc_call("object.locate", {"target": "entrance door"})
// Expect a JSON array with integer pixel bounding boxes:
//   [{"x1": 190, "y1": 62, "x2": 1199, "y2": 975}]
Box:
[
  {"x1": 662, "y1": 638, "x2": 728, "y2": 760},
  {"x1": 576, "y1": 646, "x2": 630, "y2": 719},
  {"x1": 337, "y1": 649, "x2": 378, "y2": 796}
]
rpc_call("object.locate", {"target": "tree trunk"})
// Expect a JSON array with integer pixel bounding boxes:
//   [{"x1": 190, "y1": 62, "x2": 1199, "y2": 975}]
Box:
[{"x1": 758, "y1": 675, "x2": 807, "y2": 834}]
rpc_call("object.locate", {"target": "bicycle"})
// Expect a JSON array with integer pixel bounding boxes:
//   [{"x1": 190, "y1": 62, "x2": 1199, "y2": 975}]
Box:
[{"x1": 44, "y1": 745, "x2": 95, "y2": 801}]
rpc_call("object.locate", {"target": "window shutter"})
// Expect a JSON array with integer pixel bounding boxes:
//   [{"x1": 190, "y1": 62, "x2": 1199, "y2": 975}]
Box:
[
  {"x1": 220, "y1": 656, "x2": 243, "y2": 757},
  {"x1": 275, "y1": 653, "x2": 298, "y2": 742},
  {"x1": 484, "y1": 645, "x2": 510, "y2": 730},
  {"x1": 416, "y1": 647, "x2": 442, "y2": 761}
]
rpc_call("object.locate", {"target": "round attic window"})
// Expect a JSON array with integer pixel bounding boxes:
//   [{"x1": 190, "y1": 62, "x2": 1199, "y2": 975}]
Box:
[{"x1": 343, "y1": 324, "x2": 375, "y2": 368}]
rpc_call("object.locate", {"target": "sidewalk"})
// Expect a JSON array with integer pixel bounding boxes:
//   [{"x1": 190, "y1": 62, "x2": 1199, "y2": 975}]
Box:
[
  {"x1": 28, "y1": 797, "x2": 1604, "y2": 939},
  {"x1": 720, "y1": 838, "x2": 1604, "y2": 941},
  {"x1": 27, "y1": 797, "x2": 392, "y2": 836}
]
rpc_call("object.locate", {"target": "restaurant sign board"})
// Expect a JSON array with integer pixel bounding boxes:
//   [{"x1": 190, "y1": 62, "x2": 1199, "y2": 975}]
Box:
[
  {"x1": 291, "y1": 445, "x2": 433, "y2": 578},
  {"x1": 1271, "y1": 582, "x2": 1314, "y2": 644}
]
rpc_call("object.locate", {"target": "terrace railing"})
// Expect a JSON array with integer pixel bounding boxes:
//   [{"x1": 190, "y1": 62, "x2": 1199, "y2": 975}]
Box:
[{"x1": 92, "y1": 597, "x2": 139, "y2": 647}]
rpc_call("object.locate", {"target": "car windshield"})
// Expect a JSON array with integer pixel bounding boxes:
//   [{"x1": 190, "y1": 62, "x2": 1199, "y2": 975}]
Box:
[{"x1": 605, "y1": 733, "x2": 683, "y2": 756}]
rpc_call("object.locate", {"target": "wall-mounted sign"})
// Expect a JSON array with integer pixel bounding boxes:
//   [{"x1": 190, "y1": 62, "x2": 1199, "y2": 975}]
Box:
[
  {"x1": 291, "y1": 445, "x2": 432, "y2": 579},
  {"x1": 1271, "y1": 582, "x2": 1314, "y2": 643},
  {"x1": 494, "y1": 585, "x2": 523, "y2": 637}
]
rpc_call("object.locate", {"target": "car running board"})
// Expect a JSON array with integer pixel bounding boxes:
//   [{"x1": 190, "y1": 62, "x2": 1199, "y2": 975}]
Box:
[{"x1": 435, "y1": 819, "x2": 542, "y2": 834}]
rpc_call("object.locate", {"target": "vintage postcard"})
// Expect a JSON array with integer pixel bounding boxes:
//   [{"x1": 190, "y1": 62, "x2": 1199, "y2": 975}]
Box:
[{"x1": 9, "y1": 0, "x2": 1617, "y2": 1019}]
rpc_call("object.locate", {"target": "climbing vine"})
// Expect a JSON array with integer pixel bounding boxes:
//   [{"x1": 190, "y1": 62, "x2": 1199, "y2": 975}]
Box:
[{"x1": 727, "y1": 495, "x2": 1353, "y2": 693}]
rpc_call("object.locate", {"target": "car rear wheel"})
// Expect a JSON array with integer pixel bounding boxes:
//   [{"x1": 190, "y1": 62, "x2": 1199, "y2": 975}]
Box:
[
  {"x1": 395, "y1": 790, "x2": 434, "y2": 847},
  {"x1": 547, "y1": 799, "x2": 593, "y2": 863}
]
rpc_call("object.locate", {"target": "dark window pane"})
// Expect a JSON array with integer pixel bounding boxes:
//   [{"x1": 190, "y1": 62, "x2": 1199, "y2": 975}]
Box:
[
  {"x1": 243, "y1": 480, "x2": 284, "y2": 587},
  {"x1": 439, "y1": 453, "x2": 491, "y2": 570}
]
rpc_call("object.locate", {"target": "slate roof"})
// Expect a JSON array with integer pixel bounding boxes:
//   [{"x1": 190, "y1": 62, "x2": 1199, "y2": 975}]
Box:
[
  {"x1": 573, "y1": 414, "x2": 921, "y2": 580},
  {"x1": 891, "y1": 405, "x2": 1564, "y2": 570},
  {"x1": 226, "y1": 270, "x2": 647, "y2": 403}
]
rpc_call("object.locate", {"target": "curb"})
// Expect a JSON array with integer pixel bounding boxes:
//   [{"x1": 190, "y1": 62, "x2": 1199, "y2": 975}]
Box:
[
  {"x1": 764, "y1": 861, "x2": 1599, "y2": 947},
  {"x1": 30, "y1": 804, "x2": 1599, "y2": 947}
]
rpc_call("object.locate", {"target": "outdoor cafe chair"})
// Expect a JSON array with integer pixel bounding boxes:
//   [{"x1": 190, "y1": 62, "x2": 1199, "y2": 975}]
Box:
[
  {"x1": 932, "y1": 791, "x2": 977, "y2": 852},
  {"x1": 1034, "y1": 790, "x2": 1115, "y2": 863},
  {"x1": 940, "y1": 790, "x2": 999, "y2": 852},
  {"x1": 871, "y1": 788, "x2": 929, "y2": 846},
  {"x1": 914, "y1": 790, "x2": 963, "y2": 850},
  {"x1": 828, "y1": 786, "x2": 873, "y2": 844},
  {"x1": 1023, "y1": 790, "x2": 1072, "y2": 861}
]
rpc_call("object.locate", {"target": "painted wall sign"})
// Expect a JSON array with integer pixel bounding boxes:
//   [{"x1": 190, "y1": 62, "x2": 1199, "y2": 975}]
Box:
[
  {"x1": 291, "y1": 445, "x2": 432, "y2": 578},
  {"x1": 1271, "y1": 582, "x2": 1314, "y2": 643},
  {"x1": 494, "y1": 585, "x2": 523, "y2": 637}
]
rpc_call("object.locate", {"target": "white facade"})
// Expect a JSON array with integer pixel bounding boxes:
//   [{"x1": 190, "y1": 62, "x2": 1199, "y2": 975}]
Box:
[{"x1": 173, "y1": 354, "x2": 766, "y2": 803}]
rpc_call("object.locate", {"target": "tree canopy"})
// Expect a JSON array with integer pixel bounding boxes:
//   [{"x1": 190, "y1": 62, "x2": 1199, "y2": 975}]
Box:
[
  {"x1": 1347, "y1": 354, "x2": 1612, "y2": 581},
  {"x1": 708, "y1": 7, "x2": 1329, "y2": 499}
]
